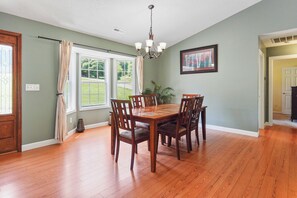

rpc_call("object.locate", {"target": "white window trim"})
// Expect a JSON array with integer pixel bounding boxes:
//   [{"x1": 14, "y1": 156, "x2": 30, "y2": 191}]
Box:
[
  {"x1": 76, "y1": 48, "x2": 111, "y2": 111},
  {"x1": 113, "y1": 58, "x2": 137, "y2": 99},
  {"x1": 66, "y1": 51, "x2": 76, "y2": 114}
]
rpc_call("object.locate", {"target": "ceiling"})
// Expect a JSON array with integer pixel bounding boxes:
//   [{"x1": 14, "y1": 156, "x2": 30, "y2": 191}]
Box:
[{"x1": 0, "y1": 0, "x2": 261, "y2": 48}]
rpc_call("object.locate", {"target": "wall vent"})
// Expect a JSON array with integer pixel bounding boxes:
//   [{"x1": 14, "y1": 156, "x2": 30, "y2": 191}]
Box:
[{"x1": 271, "y1": 35, "x2": 297, "y2": 44}]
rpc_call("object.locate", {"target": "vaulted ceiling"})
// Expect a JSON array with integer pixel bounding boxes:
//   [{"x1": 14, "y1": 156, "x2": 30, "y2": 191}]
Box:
[{"x1": 0, "y1": 0, "x2": 262, "y2": 47}]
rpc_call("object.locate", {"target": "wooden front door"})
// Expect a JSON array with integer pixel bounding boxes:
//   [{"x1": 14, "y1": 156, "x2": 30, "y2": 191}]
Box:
[{"x1": 0, "y1": 29, "x2": 22, "y2": 154}]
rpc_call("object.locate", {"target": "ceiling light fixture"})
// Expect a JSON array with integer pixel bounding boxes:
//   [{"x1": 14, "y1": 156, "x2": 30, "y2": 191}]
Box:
[{"x1": 135, "y1": 5, "x2": 166, "y2": 59}]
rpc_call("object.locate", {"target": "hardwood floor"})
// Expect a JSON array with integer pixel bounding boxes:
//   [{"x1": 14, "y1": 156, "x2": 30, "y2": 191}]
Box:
[{"x1": 0, "y1": 125, "x2": 296, "y2": 197}]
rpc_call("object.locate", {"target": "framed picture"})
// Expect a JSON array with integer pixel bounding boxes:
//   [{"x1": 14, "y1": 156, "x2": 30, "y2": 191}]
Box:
[{"x1": 180, "y1": 44, "x2": 218, "y2": 74}]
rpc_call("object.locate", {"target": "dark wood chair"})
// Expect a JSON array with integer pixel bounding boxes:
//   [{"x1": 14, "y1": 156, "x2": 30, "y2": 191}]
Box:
[
  {"x1": 111, "y1": 99, "x2": 150, "y2": 170},
  {"x1": 182, "y1": 93, "x2": 200, "y2": 98},
  {"x1": 144, "y1": 94, "x2": 157, "y2": 106},
  {"x1": 157, "y1": 98, "x2": 194, "y2": 160},
  {"x1": 129, "y1": 95, "x2": 150, "y2": 130},
  {"x1": 129, "y1": 95, "x2": 145, "y2": 108},
  {"x1": 188, "y1": 96, "x2": 204, "y2": 150}
]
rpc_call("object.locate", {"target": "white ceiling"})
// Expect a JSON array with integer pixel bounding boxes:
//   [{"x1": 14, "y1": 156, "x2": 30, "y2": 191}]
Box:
[{"x1": 0, "y1": 0, "x2": 261, "y2": 47}]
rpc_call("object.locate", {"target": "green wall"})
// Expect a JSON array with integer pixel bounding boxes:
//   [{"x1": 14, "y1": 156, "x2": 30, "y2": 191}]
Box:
[
  {"x1": 0, "y1": 12, "x2": 156, "y2": 144},
  {"x1": 154, "y1": 0, "x2": 297, "y2": 132}
]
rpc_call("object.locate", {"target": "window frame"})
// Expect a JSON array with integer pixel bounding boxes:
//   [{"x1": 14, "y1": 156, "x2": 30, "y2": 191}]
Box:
[
  {"x1": 113, "y1": 58, "x2": 137, "y2": 99},
  {"x1": 66, "y1": 50, "x2": 76, "y2": 114},
  {"x1": 75, "y1": 47, "x2": 111, "y2": 111}
]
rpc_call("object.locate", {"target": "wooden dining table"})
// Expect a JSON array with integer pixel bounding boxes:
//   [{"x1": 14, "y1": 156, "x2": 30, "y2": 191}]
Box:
[{"x1": 110, "y1": 104, "x2": 207, "y2": 172}]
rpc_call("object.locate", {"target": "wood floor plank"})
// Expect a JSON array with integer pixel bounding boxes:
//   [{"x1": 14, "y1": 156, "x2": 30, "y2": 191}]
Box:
[{"x1": 0, "y1": 125, "x2": 296, "y2": 197}]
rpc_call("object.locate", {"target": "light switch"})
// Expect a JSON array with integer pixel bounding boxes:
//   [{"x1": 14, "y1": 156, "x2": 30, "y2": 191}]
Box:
[{"x1": 26, "y1": 84, "x2": 40, "y2": 91}]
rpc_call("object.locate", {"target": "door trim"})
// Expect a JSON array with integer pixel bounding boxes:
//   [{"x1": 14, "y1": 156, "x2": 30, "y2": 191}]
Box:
[
  {"x1": 258, "y1": 50, "x2": 265, "y2": 129},
  {"x1": 268, "y1": 54, "x2": 297, "y2": 124},
  {"x1": 0, "y1": 29, "x2": 22, "y2": 152}
]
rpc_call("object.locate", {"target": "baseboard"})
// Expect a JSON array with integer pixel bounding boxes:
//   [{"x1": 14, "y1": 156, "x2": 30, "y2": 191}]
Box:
[
  {"x1": 85, "y1": 121, "x2": 109, "y2": 129},
  {"x1": 206, "y1": 124, "x2": 259, "y2": 137},
  {"x1": 22, "y1": 121, "x2": 108, "y2": 151},
  {"x1": 265, "y1": 122, "x2": 273, "y2": 126},
  {"x1": 65, "y1": 128, "x2": 77, "y2": 140},
  {"x1": 22, "y1": 139, "x2": 58, "y2": 151}
]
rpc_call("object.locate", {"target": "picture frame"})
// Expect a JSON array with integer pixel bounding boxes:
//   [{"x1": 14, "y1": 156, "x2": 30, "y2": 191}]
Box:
[{"x1": 180, "y1": 44, "x2": 218, "y2": 74}]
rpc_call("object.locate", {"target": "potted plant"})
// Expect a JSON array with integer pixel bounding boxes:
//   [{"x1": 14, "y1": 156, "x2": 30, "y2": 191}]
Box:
[{"x1": 142, "y1": 81, "x2": 175, "y2": 104}]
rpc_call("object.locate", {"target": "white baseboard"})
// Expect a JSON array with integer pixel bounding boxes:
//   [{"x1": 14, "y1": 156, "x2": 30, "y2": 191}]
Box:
[
  {"x1": 206, "y1": 124, "x2": 259, "y2": 137},
  {"x1": 22, "y1": 121, "x2": 109, "y2": 151},
  {"x1": 265, "y1": 122, "x2": 273, "y2": 126},
  {"x1": 85, "y1": 121, "x2": 109, "y2": 129},
  {"x1": 22, "y1": 139, "x2": 58, "y2": 151},
  {"x1": 65, "y1": 128, "x2": 77, "y2": 140}
]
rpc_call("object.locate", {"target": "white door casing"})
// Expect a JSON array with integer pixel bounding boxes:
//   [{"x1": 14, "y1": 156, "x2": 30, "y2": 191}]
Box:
[
  {"x1": 258, "y1": 50, "x2": 265, "y2": 129},
  {"x1": 282, "y1": 67, "x2": 297, "y2": 114},
  {"x1": 269, "y1": 54, "x2": 297, "y2": 124}
]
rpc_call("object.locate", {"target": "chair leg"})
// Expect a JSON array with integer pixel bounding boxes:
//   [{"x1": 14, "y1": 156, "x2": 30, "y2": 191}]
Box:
[
  {"x1": 115, "y1": 138, "x2": 120, "y2": 163},
  {"x1": 161, "y1": 134, "x2": 166, "y2": 145},
  {"x1": 168, "y1": 137, "x2": 172, "y2": 147},
  {"x1": 130, "y1": 144, "x2": 136, "y2": 170},
  {"x1": 195, "y1": 127, "x2": 200, "y2": 146},
  {"x1": 135, "y1": 144, "x2": 138, "y2": 154},
  {"x1": 176, "y1": 138, "x2": 180, "y2": 160},
  {"x1": 156, "y1": 133, "x2": 159, "y2": 154},
  {"x1": 147, "y1": 140, "x2": 150, "y2": 151},
  {"x1": 186, "y1": 133, "x2": 191, "y2": 153}
]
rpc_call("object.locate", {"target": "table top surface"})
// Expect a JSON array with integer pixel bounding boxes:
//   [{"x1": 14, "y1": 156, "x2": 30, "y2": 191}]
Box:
[{"x1": 132, "y1": 104, "x2": 180, "y2": 120}]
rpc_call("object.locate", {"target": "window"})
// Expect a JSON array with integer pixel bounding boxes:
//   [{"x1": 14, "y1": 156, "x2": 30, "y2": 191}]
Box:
[
  {"x1": 69, "y1": 46, "x2": 135, "y2": 111},
  {"x1": 65, "y1": 51, "x2": 76, "y2": 114},
  {"x1": 114, "y1": 59, "x2": 136, "y2": 99},
  {"x1": 0, "y1": 45, "x2": 13, "y2": 114},
  {"x1": 80, "y1": 56, "x2": 108, "y2": 108}
]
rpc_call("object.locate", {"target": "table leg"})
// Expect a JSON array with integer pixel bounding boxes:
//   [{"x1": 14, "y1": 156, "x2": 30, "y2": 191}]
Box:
[
  {"x1": 111, "y1": 112, "x2": 115, "y2": 155},
  {"x1": 149, "y1": 120, "x2": 157, "y2": 172},
  {"x1": 201, "y1": 108, "x2": 206, "y2": 140}
]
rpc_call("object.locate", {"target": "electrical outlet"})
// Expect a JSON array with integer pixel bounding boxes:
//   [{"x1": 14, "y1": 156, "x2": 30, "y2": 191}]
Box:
[
  {"x1": 70, "y1": 117, "x2": 72, "y2": 123},
  {"x1": 26, "y1": 84, "x2": 40, "y2": 91}
]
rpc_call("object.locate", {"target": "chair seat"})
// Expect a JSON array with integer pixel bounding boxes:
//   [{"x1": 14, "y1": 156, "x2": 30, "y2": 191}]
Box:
[
  {"x1": 135, "y1": 121, "x2": 150, "y2": 129},
  {"x1": 158, "y1": 122, "x2": 187, "y2": 136},
  {"x1": 120, "y1": 127, "x2": 150, "y2": 141}
]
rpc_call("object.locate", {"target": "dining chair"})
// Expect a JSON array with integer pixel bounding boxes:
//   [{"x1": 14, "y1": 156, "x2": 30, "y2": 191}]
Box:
[
  {"x1": 182, "y1": 93, "x2": 200, "y2": 98},
  {"x1": 188, "y1": 96, "x2": 204, "y2": 150},
  {"x1": 144, "y1": 94, "x2": 158, "y2": 106},
  {"x1": 129, "y1": 94, "x2": 150, "y2": 132},
  {"x1": 110, "y1": 99, "x2": 150, "y2": 170},
  {"x1": 129, "y1": 95, "x2": 145, "y2": 108},
  {"x1": 157, "y1": 98, "x2": 194, "y2": 160}
]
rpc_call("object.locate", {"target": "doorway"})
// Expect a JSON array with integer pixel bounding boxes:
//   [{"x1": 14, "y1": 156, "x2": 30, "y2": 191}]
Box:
[
  {"x1": 0, "y1": 29, "x2": 22, "y2": 154},
  {"x1": 269, "y1": 55, "x2": 297, "y2": 126}
]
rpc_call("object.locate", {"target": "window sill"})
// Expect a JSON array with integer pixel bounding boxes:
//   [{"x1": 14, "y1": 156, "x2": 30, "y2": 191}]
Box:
[
  {"x1": 66, "y1": 109, "x2": 76, "y2": 115},
  {"x1": 79, "y1": 105, "x2": 110, "y2": 112}
]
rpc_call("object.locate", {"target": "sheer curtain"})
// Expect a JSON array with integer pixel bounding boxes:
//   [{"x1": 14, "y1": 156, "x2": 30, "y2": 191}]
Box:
[
  {"x1": 136, "y1": 56, "x2": 144, "y2": 94},
  {"x1": 55, "y1": 40, "x2": 73, "y2": 143}
]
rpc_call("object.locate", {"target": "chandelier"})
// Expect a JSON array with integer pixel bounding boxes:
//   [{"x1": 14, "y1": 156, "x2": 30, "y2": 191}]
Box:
[{"x1": 135, "y1": 5, "x2": 166, "y2": 59}]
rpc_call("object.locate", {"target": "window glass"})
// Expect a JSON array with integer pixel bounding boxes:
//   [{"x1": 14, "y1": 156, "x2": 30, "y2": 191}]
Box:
[
  {"x1": 80, "y1": 57, "x2": 107, "y2": 107},
  {"x1": 115, "y1": 59, "x2": 135, "y2": 100},
  {"x1": 0, "y1": 45, "x2": 12, "y2": 115}
]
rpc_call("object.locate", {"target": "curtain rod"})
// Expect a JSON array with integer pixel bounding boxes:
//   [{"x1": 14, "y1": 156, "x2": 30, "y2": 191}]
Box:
[{"x1": 37, "y1": 36, "x2": 136, "y2": 57}]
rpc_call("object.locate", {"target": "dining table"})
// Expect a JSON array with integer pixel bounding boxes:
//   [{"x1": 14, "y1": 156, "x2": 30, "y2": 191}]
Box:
[{"x1": 110, "y1": 103, "x2": 207, "y2": 172}]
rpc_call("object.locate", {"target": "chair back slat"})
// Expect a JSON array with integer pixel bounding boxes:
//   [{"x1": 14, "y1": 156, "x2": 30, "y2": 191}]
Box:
[
  {"x1": 129, "y1": 95, "x2": 144, "y2": 108},
  {"x1": 144, "y1": 94, "x2": 157, "y2": 106},
  {"x1": 178, "y1": 98, "x2": 194, "y2": 127},
  {"x1": 111, "y1": 99, "x2": 134, "y2": 131},
  {"x1": 182, "y1": 93, "x2": 200, "y2": 98},
  {"x1": 191, "y1": 96, "x2": 204, "y2": 122}
]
